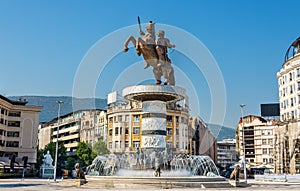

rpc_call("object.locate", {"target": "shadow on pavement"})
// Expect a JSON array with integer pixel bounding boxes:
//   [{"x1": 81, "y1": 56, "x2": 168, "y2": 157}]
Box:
[{"x1": 0, "y1": 183, "x2": 43, "y2": 188}]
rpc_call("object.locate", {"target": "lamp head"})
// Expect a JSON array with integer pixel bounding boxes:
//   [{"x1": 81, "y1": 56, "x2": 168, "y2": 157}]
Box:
[{"x1": 56, "y1": 100, "x2": 63, "y2": 104}]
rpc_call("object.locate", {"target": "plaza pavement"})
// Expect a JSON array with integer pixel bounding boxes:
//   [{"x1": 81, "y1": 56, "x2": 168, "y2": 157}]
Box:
[{"x1": 0, "y1": 178, "x2": 300, "y2": 191}]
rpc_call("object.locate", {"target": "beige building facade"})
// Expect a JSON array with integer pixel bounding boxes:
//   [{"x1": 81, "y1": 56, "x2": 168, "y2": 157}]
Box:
[
  {"x1": 236, "y1": 115, "x2": 276, "y2": 170},
  {"x1": 39, "y1": 110, "x2": 102, "y2": 153},
  {"x1": 94, "y1": 110, "x2": 107, "y2": 143},
  {"x1": 274, "y1": 122, "x2": 300, "y2": 174},
  {"x1": 80, "y1": 110, "x2": 101, "y2": 146},
  {"x1": 0, "y1": 95, "x2": 42, "y2": 165},
  {"x1": 106, "y1": 101, "x2": 191, "y2": 154}
]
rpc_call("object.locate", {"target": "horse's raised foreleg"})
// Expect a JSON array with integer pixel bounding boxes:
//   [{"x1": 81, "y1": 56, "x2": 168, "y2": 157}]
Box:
[
  {"x1": 124, "y1": 36, "x2": 136, "y2": 52},
  {"x1": 135, "y1": 37, "x2": 146, "y2": 56}
]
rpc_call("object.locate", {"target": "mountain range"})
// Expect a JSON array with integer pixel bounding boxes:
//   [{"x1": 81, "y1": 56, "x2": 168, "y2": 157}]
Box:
[
  {"x1": 8, "y1": 96, "x2": 107, "y2": 122},
  {"x1": 8, "y1": 96, "x2": 235, "y2": 141}
]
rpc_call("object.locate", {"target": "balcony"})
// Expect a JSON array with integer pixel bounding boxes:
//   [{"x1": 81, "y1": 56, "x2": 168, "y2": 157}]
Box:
[
  {"x1": 65, "y1": 142, "x2": 78, "y2": 149},
  {"x1": 53, "y1": 125, "x2": 79, "y2": 135},
  {"x1": 53, "y1": 134, "x2": 79, "y2": 142}
]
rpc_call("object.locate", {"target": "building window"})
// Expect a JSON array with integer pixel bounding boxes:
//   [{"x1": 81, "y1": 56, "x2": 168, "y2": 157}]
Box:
[
  {"x1": 8, "y1": 111, "x2": 21, "y2": 117},
  {"x1": 133, "y1": 141, "x2": 140, "y2": 148},
  {"x1": 167, "y1": 128, "x2": 172, "y2": 135},
  {"x1": 125, "y1": 127, "x2": 129, "y2": 134},
  {"x1": 263, "y1": 148, "x2": 267, "y2": 154},
  {"x1": 0, "y1": 129, "x2": 5, "y2": 136},
  {"x1": 6, "y1": 141, "x2": 19, "y2": 147},
  {"x1": 268, "y1": 139, "x2": 273, "y2": 145},
  {"x1": 263, "y1": 158, "x2": 268, "y2": 163},
  {"x1": 109, "y1": 142, "x2": 112, "y2": 149},
  {"x1": 125, "y1": 141, "x2": 129, "y2": 148},
  {"x1": 176, "y1": 129, "x2": 179, "y2": 135},
  {"x1": 125, "y1": 115, "x2": 129, "y2": 122},
  {"x1": 115, "y1": 127, "x2": 119, "y2": 135},
  {"x1": 115, "y1": 141, "x2": 119, "y2": 149},
  {"x1": 175, "y1": 116, "x2": 179, "y2": 123},
  {"x1": 262, "y1": 139, "x2": 267, "y2": 144},
  {"x1": 133, "y1": 126, "x2": 140, "y2": 134},
  {"x1": 166, "y1": 115, "x2": 172, "y2": 122},
  {"x1": 269, "y1": 148, "x2": 273, "y2": 154},
  {"x1": 292, "y1": 111, "x2": 295, "y2": 119},
  {"x1": 7, "y1": 121, "x2": 20, "y2": 127},
  {"x1": 118, "y1": 115, "x2": 122, "y2": 122},
  {"x1": 133, "y1": 115, "x2": 140, "y2": 122},
  {"x1": 109, "y1": 129, "x2": 112, "y2": 136}
]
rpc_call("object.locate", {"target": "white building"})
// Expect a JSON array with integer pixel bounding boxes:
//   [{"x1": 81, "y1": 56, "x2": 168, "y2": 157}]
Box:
[
  {"x1": 217, "y1": 139, "x2": 237, "y2": 168},
  {"x1": 277, "y1": 37, "x2": 300, "y2": 121}
]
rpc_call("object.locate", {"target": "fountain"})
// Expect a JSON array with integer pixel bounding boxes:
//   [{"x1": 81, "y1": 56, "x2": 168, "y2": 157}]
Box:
[
  {"x1": 85, "y1": 151, "x2": 228, "y2": 188},
  {"x1": 83, "y1": 18, "x2": 231, "y2": 188},
  {"x1": 87, "y1": 152, "x2": 219, "y2": 177}
]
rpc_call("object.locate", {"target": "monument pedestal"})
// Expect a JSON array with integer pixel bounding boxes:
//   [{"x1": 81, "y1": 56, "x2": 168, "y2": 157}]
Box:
[
  {"x1": 40, "y1": 167, "x2": 54, "y2": 179},
  {"x1": 123, "y1": 84, "x2": 185, "y2": 153}
]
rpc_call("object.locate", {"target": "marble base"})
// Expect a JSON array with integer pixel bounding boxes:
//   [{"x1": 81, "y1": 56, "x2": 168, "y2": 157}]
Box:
[{"x1": 40, "y1": 167, "x2": 54, "y2": 179}]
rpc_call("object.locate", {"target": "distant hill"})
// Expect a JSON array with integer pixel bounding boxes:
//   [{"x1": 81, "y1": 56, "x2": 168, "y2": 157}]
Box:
[
  {"x1": 206, "y1": 123, "x2": 236, "y2": 141},
  {"x1": 9, "y1": 96, "x2": 107, "y2": 122}
]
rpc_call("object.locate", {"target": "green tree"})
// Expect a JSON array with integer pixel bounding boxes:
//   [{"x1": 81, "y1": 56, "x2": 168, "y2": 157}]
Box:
[
  {"x1": 65, "y1": 157, "x2": 76, "y2": 171},
  {"x1": 36, "y1": 148, "x2": 44, "y2": 169},
  {"x1": 76, "y1": 142, "x2": 95, "y2": 167},
  {"x1": 93, "y1": 140, "x2": 110, "y2": 156}
]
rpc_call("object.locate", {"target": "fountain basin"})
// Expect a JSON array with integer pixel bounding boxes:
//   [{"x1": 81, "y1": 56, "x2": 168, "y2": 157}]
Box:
[{"x1": 84, "y1": 175, "x2": 231, "y2": 188}]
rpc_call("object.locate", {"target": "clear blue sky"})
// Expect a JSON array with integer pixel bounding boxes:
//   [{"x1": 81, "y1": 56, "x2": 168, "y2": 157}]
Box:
[{"x1": 1, "y1": 0, "x2": 300, "y2": 128}]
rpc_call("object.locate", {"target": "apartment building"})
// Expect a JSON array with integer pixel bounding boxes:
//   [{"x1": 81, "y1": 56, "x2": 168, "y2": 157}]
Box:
[
  {"x1": 0, "y1": 95, "x2": 42, "y2": 165},
  {"x1": 236, "y1": 115, "x2": 276, "y2": 170},
  {"x1": 80, "y1": 110, "x2": 101, "y2": 146},
  {"x1": 94, "y1": 110, "x2": 107, "y2": 143},
  {"x1": 217, "y1": 139, "x2": 237, "y2": 168},
  {"x1": 107, "y1": 99, "x2": 191, "y2": 154},
  {"x1": 39, "y1": 110, "x2": 102, "y2": 153}
]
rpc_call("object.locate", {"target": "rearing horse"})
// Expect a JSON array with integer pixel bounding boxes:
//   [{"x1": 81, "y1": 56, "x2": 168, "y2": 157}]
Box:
[{"x1": 123, "y1": 21, "x2": 175, "y2": 85}]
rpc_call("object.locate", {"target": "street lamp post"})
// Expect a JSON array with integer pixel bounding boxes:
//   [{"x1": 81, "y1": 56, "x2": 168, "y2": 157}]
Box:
[
  {"x1": 54, "y1": 100, "x2": 63, "y2": 182},
  {"x1": 240, "y1": 104, "x2": 247, "y2": 183}
]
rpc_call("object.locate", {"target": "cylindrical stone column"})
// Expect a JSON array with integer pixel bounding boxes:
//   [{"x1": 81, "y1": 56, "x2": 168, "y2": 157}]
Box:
[{"x1": 141, "y1": 100, "x2": 166, "y2": 149}]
